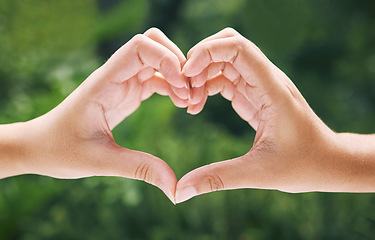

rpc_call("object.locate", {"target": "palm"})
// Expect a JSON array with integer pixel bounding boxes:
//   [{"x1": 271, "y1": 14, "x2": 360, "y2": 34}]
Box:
[{"x1": 25, "y1": 28, "x2": 188, "y2": 204}]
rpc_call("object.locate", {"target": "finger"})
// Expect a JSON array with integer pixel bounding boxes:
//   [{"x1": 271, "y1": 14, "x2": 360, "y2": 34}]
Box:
[
  {"x1": 143, "y1": 28, "x2": 189, "y2": 96},
  {"x1": 187, "y1": 28, "x2": 301, "y2": 103},
  {"x1": 148, "y1": 71, "x2": 189, "y2": 100},
  {"x1": 141, "y1": 74, "x2": 188, "y2": 108},
  {"x1": 187, "y1": 75, "x2": 234, "y2": 116},
  {"x1": 169, "y1": 89, "x2": 188, "y2": 108},
  {"x1": 183, "y1": 36, "x2": 289, "y2": 105},
  {"x1": 141, "y1": 75, "x2": 170, "y2": 100},
  {"x1": 104, "y1": 34, "x2": 186, "y2": 88},
  {"x1": 144, "y1": 27, "x2": 187, "y2": 65},
  {"x1": 205, "y1": 74, "x2": 235, "y2": 100},
  {"x1": 192, "y1": 62, "x2": 225, "y2": 88},
  {"x1": 231, "y1": 91, "x2": 260, "y2": 129},
  {"x1": 203, "y1": 74, "x2": 259, "y2": 129},
  {"x1": 91, "y1": 143, "x2": 177, "y2": 204},
  {"x1": 138, "y1": 67, "x2": 156, "y2": 83},
  {"x1": 190, "y1": 85, "x2": 205, "y2": 105},
  {"x1": 183, "y1": 36, "x2": 244, "y2": 77},
  {"x1": 202, "y1": 73, "x2": 259, "y2": 128},
  {"x1": 175, "y1": 153, "x2": 267, "y2": 204},
  {"x1": 137, "y1": 35, "x2": 186, "y2": 88},
  {"x1": 221, "y1": 63, "x2": 241, "y2": 83},
  {"x1": 105, "y1": 78, "x2": 142, "y2": 129},
  {"x1": 187, "y1": 27, "x2": 239, "y2": 59},
  {"x1": 171, "y1": 85, "x2": 189, "y2": 100},
  {"x1": 187, "y1": 93, "x2": 207, "y2": 115},
  {"x1": 142, "y1": 71, "x2": 188, "y2": 100},
  {"x1": 236, "y1": 77, "x2": 250, "y2": 102},
  {"x1": 192, "y1": 62, "x2": 239, "y2": 89}
]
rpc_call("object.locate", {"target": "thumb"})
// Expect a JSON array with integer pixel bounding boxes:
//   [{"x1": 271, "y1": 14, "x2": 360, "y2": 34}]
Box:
[
  {"x1": 92, "y1": 144, "x2": 177, "y2": 204},
  {"x1": 175, "y1": 153, "x2": 268, "y2": 203}
]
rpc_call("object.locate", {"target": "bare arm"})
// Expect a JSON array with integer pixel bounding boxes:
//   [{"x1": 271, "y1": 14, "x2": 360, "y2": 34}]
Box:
[
  {"x1": 0, "y1": 123, "x2": 30, "y2": 179},
  {"x1": 176, "y1": 28, "x2": 375, "y2": 203},
  {"x1": 0, "y1": 28, "x2": 188, "y2": 204},
  {"x1": 331, "y1": 133, "x2": 375, "y2": 191}
]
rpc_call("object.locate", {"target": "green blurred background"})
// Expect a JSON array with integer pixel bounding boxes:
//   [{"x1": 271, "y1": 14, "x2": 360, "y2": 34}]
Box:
[{"x1": 1, "y1": 0, "x2": 375, "y2": 239}]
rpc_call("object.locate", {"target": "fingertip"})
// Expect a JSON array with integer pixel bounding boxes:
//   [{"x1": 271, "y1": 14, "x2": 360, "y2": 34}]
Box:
[
  {"x1": 179, "y1": 73, "x2": 188, "y2": 88},
  {"x1": 160, "y1": 59, "x2": 186, "y2": 89},
  {"x1": 181, "y1": 57, "x2": 188, "y2": 68},
  {"x1": 184, "y1": 49, "x2": 211, "y2": 78},
  {"x1": 193, "y1": 74, "x2": 207, "y2": 88},
  {"x1": 172, "y1": 74, "x2": 187, "y2": 89},
  {"x1": 144, "y1": 160, "x2": 177, "y2": 205},
  {"x1": 144, "y1": 27, "x2": 187, "y2": 65},
  {"x1": 187, "y1": 105, "x2": 204, "y2": 115},
  {"x1": 171, "y1": 85, "x2": 189, "y2": 100},
  {"x1": 187, "y1": 108, "x2": 195, "y2": 115},
  {"x1": 189, "y1": 85, "x2": 205, "y2": 105},
  {"x1": 182, "y1": 59, "x2": 193, "y2": 77},
  {"x1": 176, "y1": 99, "x2": 189, "y2": 108},
  {"x1": 170, "y1": 90, "x2": 188, "y2": 108},
  {"x1": 186, "y1": 48, "x2": 194, "y2": 60},
  {"x1": 159, "y1": 183, "x2": 177, "y2": 205},
  {"x1": 187, "y1": 94, "x2": 207, "y2": 114},
  {"x1": 175, "y1": 186, "x2": 198, "y2": 204}
]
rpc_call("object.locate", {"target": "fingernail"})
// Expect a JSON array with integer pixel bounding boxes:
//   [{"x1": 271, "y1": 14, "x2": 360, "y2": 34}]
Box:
[
  {"x1": 191, "y1": 81, "x2": 197, "y2": 88},
  {"x1": 175, "y1": 186, "x2": 197, "y2": 204},
  {"x1": 159, "y1": 183, "x2": 176, "y2": 205},
  {"x1": 187, "y1": 105, "x2": 193, "y2": 114},
  {"x1": 191, "y1": 77, "x2": 197, "y2": 88},
  {"x1": 182, "y1": 60, "x2": 191, "y2": 76},
  {"x1": 193, "y1": 75, "x2": 201, "y2": 87}
]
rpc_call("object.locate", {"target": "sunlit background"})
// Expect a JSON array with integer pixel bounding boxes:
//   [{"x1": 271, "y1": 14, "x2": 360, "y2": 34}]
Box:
[{"x1": 1, "y1": 0, "x2": 375, "y2": 239}]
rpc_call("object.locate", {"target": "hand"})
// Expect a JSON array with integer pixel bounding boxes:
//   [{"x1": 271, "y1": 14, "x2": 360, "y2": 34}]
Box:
[
  {"x1": 7, "y1": 28, "x2": 188, "y2": 203},
  {"x1": 176, "y1": 28, "x2": 344, "y2": 203}
]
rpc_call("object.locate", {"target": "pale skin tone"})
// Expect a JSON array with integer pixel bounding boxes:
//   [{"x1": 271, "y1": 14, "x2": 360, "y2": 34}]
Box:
[
  {"x1": 175, "y1": 28, "x2": 375, "y2": 203},
  {"x1": 1, "y1": 28, "x2": 374, "y2": 205},
  {"x1": 0, "y1": 28, "x2": 189, "y2": 203}
]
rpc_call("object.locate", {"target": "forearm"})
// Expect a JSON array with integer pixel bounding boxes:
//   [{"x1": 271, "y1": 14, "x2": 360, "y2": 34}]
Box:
[
  {"x1": 0, "y1": 122, "x2": 30, "y2": 179},
  {"x1": 331, "y1": 132, "x2": 375, "y2": 192}
]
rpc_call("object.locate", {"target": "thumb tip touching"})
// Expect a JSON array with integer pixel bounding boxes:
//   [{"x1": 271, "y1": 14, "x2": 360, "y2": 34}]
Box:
[
  {"x1": 175, "y1": 172, "x2": 202, "y2": 203},
  {"x1": 175, "y1": 185, "x2": 198, "y2": 204},
  {"x1": 109, "y1": 147, "x2": 179, "y2": 204},
  {"x1": 158, "y1": 183, "x2": 177, "y2": 205}
]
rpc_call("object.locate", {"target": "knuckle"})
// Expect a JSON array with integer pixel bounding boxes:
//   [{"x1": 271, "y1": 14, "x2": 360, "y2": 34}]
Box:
[
  {"x1": 160, "y1": 54, "x2": 178, "y2": 68},
  {"x1": 233, "y1": 35, "x2": 248, "y2": 49},
  {"x1": 205, "y1": 166, "x2": 225, "y2": 191},
  {"x1": 223, "y1": 27, "x2": 238, "y2": 35},
  {"x1": 144, "y1": 27, "x2": 162, "y2": 37},
  {"x1": 131, "y1": 34, "x2": 146, "y2": 46},
  {"x1": 134, "y1": 161, "x2": 153, "y2": 183}
]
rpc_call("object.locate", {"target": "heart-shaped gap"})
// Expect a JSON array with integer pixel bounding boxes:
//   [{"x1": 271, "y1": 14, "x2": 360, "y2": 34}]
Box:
[{"x1": 112, "y1": 94, "x2": 255, "y2": 179}]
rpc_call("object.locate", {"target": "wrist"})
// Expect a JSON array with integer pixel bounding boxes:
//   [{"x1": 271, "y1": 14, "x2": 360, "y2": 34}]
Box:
[
  {"x1": 328, "y1": 132, "x2": 375, "y2": 192},
  {"x1": 0, "y1": 122, "x2": 32, "y2": 178}
]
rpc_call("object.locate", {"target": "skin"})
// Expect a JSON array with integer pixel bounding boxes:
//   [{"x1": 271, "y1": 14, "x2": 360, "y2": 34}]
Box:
[
  {"x1": 0, "y1": 28, "x2": 189, "y2": 204},
  {"x1": 175, "y1": 28, "x2": 375, "y2": 203},
  {"x1": 1, "y1": 27, "x2": 375, "y2": 205}
]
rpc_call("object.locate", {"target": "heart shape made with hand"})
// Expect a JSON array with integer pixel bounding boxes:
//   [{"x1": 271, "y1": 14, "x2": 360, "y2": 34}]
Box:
[
  {"x1": 126, "y1": 28, "x2": 324, "y2": 203},
  {"x1": 40, "y1": 27, "x2": 330, "y2": 205}
]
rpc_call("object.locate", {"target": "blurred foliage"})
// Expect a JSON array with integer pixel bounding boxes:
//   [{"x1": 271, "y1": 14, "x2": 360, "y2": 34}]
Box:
[{"x1": 1, "y1": 0, "x2": 375, "y2": 239}]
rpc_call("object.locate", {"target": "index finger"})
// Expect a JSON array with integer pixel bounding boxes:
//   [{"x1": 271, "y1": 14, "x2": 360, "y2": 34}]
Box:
[
  {"x1": 144, "y1": 28, "x2": 187, "y2": 65},
  {"x1": 182, "y1": 36, "x2": 290, "y2": 101},
  {"x1": 103, "y1": 34, "x2": 186, "y2": 88},
  {"x1": 187, "y1": 27, "x2": 239, "y2": 59},
  {"x1": 144, "y1": 28, "x2": 189, "y2": 99}
]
